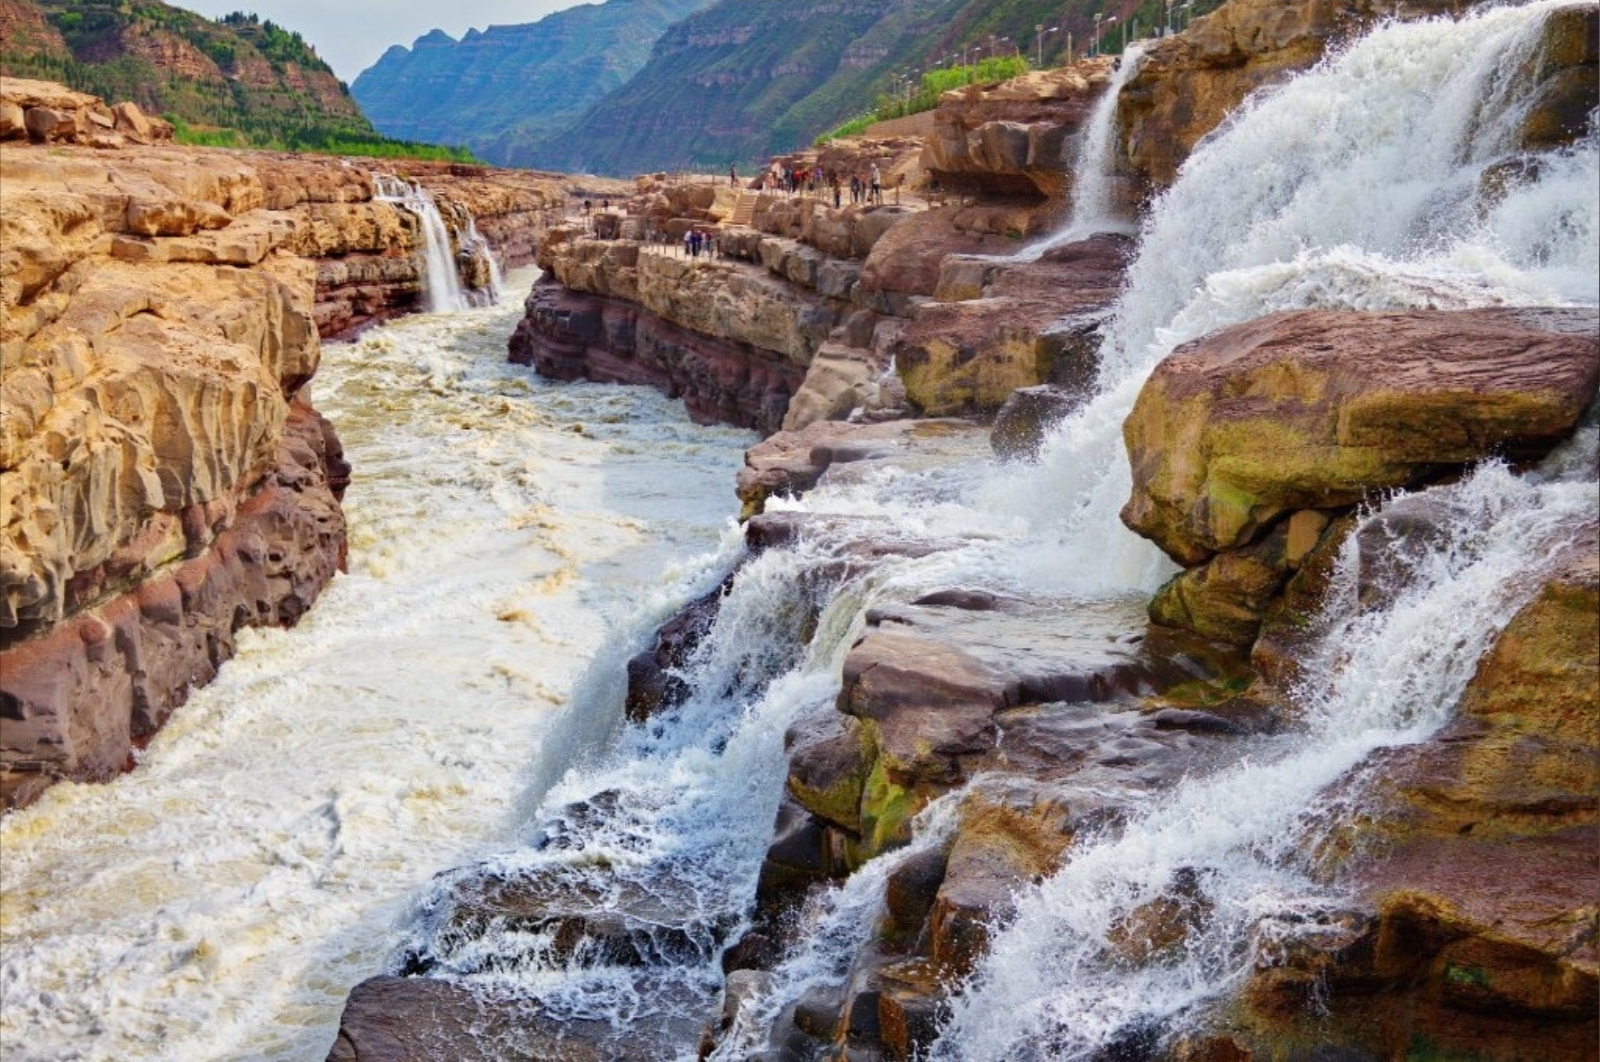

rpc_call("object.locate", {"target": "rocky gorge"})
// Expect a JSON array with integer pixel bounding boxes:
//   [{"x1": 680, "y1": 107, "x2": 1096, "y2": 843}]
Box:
[
  {"x1": 337, "y1": 2, "x2": 1599, "y2": 1061},
  {"x1": 0, "y1": 0, "x2": 1594, "y2": 1059},
  {"x1": 0, "y1": 76, "x2": 569, "y2": 806}
]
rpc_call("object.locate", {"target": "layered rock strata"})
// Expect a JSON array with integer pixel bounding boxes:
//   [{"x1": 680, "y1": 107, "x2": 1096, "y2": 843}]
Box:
[
  {"x1": 512, "y1": 58, "x2": 1129, "y2": 437},
  {"x1": 0, "y1": 79, "x2": 563, "y2": 806}
]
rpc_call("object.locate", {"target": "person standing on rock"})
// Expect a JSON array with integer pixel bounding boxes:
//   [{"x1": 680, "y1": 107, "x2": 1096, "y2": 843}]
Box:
[
  {"x1": 870, "y1": 164, "x2": 882, "y2": 205},
  {"x1": 730, "y1": 163, "x2": 738, "y2": 186}
]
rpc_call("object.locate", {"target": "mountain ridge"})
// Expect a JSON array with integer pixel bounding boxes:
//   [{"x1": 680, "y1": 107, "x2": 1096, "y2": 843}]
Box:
[{"x1": 351, "y1": 0, "x2": 718, "y2": 169}]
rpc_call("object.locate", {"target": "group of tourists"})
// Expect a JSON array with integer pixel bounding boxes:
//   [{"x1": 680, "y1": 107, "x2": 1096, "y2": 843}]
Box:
[
  {"x1": 758, "y1": 162, "x2": 884, "y2": 206},
  {"x1": 682, "y1": 227, "x2": 717, "y2": 258}
]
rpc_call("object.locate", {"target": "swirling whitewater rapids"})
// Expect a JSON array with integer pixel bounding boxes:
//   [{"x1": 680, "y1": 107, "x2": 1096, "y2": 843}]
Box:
[{"x1": 0, "y1": 274, "x2": 756, "y2": 1062}]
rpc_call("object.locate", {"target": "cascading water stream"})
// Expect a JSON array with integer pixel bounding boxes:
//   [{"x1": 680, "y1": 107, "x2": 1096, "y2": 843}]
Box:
[
  {"x1": 1015, "y1": 44, "x2": 1147, "y2": 261},
  {"x1": 0, "y1": 275, "x2": 757, "y2": 1062},
  {"x1": 931, "y1": 450, "x2": 1598, "y2": 1061},
  {"x1": 981, "y1": 0, "x2": 1598, "y2": 597},
  {"x1": 9, "y1": 4, "x2": 1583, "y2": 1059},
  {"x1": 405, "y1": 5, "x2": 1593, "y2": 1059},
  {"x1": 371, "y1": 174, "x2": 501, "y2": 312},
  {"x1": 914, "y1": 3, "x2": 1600, "y2": 1056}
]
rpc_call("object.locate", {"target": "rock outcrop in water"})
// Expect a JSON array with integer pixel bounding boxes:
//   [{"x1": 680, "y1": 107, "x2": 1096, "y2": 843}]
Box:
[{"x1": 0, "y1": 77, "x2": 568, "y2": 807}]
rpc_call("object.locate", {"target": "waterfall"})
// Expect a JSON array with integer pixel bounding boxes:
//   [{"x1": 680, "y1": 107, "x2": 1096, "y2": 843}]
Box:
[
  {"x1": 932, "y1": 451, "x2": 1597, "y2": 1061},
  {"x1": 1016, "y1": 44, "x2": 1147, "y2": 261},
  {"x1": 371, "y1": 174, "x2": 500, "y2": 313},
  {"x1": 462, "y1": 214, "x2": 506, "y2": 305},
  {"x1": 389, "y1": 537, "x2": 881, "y2": 1029},
  {"x1": 917, "y1": 3, "x2": 1600, "y2": 1056},
  {"x1": 982, "y1": 0, "x2": 1599, "y2": 597},
  {"x1": 340, "y1": 5, "x2": 1595, "y2": 1058}
]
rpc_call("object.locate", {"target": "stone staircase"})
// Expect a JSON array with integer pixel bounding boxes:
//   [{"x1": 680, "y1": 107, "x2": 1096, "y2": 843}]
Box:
[{"x1": 729, "y1": 192, "x2": 757, "y2": 227}]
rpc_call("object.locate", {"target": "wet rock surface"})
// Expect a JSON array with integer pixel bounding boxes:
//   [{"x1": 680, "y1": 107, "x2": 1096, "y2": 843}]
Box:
[
  {"x1": 328, "y1": 975, "x2": 700, "y2": 1062},
  {"x1": 1122, "y1": 307, "x2": 1600, "y2": 566}
]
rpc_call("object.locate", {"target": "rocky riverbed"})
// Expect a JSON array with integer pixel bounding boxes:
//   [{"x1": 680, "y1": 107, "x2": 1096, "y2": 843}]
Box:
[{"x1": 335, "y1": 2, "x2": 1599, "y2": 1060}]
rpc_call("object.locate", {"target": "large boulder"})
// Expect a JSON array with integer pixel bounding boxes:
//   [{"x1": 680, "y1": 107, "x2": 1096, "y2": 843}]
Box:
[
  {"x1": 1121, "y1": 307, "x2": 1600, "y2": 566},
  {"x1": 893, "y1": 233, "x2": 1131, "y2": 416}
]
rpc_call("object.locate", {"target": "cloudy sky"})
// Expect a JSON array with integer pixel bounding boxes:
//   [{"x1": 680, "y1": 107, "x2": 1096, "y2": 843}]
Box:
[{"x1": 180, "y1": 0, "x2": 586, "y2": 82}]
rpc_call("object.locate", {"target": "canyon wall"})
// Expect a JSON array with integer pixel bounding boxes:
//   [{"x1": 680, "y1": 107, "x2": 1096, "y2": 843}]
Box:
[{"x1": 0, "y1": 77, "x2": 567, "y2": 807}]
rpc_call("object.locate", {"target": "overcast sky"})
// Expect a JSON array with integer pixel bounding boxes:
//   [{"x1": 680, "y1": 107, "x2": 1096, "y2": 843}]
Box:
[{"x1": 180, "y1": 0, "x2": 587, "y2": 82}]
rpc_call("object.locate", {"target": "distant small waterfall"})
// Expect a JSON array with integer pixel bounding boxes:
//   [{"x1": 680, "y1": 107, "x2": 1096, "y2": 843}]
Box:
[
  {"x1": 1016, "y1": 45, "x2": 1146, "y2": 261},
  {"x1": 372, "y1": 174, "x2": 500, "y2": 313}
]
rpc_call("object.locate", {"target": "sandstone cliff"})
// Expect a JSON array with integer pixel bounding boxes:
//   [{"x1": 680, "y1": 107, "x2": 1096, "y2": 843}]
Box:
[{"x1": 0, "y1": 78, "x2": 567, "y2": 807}]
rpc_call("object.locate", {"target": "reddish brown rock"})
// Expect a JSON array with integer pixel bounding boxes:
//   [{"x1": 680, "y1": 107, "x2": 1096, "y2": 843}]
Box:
[
  {"x1": 856, "y1": 207, "x2": 1016, "y2": 307},
  {"x1": 326, "y1": 975, "x2": 697, "y2": 1062},
  {"x1": 508, "y1": 279, "x2": 805, "y2": 434},
  {"x1": 1121, "y1": 307, "x2": 1600, "y2": 566},
  {"x1": 0, "y1": 401, "x2": 346, "y2": 807},
  {"x1": 893, "y1": 233, "x2": 1131, "y2": 416},
  {"x1": 1239, "y1": 539, "x2": 1599, "y2": 1060},
  {"x1": 735, "y1": 418, "x2": 982, "y2": 518}
]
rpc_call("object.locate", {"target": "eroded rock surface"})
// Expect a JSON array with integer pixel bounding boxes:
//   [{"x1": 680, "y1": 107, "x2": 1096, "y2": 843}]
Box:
[
  {"x1": 0, "y1": 79, "x2": 561, "y2": 805},
  {"x1": 1122, "y1": 307, "x2": 1600, "y2": 566}
]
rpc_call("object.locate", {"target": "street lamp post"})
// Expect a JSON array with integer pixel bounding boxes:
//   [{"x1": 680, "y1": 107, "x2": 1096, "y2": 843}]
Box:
[{"x1": 1035, "y1": 24, "x2": 1057, "y2": 67}]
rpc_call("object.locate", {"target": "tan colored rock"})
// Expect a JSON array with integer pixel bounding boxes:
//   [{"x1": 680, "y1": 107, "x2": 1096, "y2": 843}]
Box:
[
  {"x1": 1121, "y1": 307, "x2": 1600, "y2": 566},
  {"x1": 781, "y1": 343, "x2": 889, "y2": 431},
  {"x1": 546, "y1": 240, "x2": 841, "y2": 365},
  {"x1": 857, "y1": 207, "x2": 1014, "y2": 304},
  {"x1": 1239, "y1": 539, "x2": 1599, "y2": 1060},
  {"x1": 923, "y1": 59, "x2": 1117, "y2": 202},
  {"x1": 931, "y1": 786, "x2": 1076, "y2": 975},
  {"x1": 0, "y1": 99, "x2": 24, "y2": 140},
  {"x1": 1116, "y1": 0, "x2": 1465, "y2": 191},
  {"x1": 894, "y1": 233, "x2": 1130, "y2": 416},
  {"x1": 110, "y1": 100, "x2": 153, "y2": 142}
]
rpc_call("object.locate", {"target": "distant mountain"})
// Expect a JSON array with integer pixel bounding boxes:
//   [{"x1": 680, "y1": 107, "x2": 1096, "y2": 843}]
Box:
[
  {"x1": 530, "y1": 0, "x2": 1220, "y2": 176},
  {"x1": 0, "y1": 0, "x2": 385, "y2": 149},
  {"x1": 351, "y1": 0, "x2": 717, "y2": 169}
]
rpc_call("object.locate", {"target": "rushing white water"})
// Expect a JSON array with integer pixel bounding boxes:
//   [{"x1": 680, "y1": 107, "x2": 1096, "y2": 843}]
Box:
[
  {"x1": 4, "y1": 4, "x2": 1591, "y2": 1060},
  {"x1": 924, "y1": 3, "x2": 1600, "y2": 1056},
  {"x1": 932, "y1": 455, "x2": 1597, "y2": 1061},
  {"x1": 389, "y1": 524, "x2": 891, "y2": 1029},
  {"x1": 0, "y1": 272, "x2": 755, "y2": 1062},
  {"x1": 705, "y1": 795, "x2": 963, "y2": 1061},
  {"x1": 372, "y1": 175, "x2": 495, "y2": 312},
  {"x1": 1017, "y1": 44, "x2": 1147, "y2": 261},
  {"x1": 987, "y1": 0, "x2": 1599, "y2": 596}
]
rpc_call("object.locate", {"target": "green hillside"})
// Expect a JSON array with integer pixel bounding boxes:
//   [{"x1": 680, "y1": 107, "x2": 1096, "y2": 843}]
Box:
[
  {"x1": 0, "y1": 0, "x2": 473, "y2": 158},
  {"x1": 534, "y1": 0, "x2": 1227, "y2": 176},
  {"x1": 351, "y1": 0, "x2": 717, "y2": 168}
]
